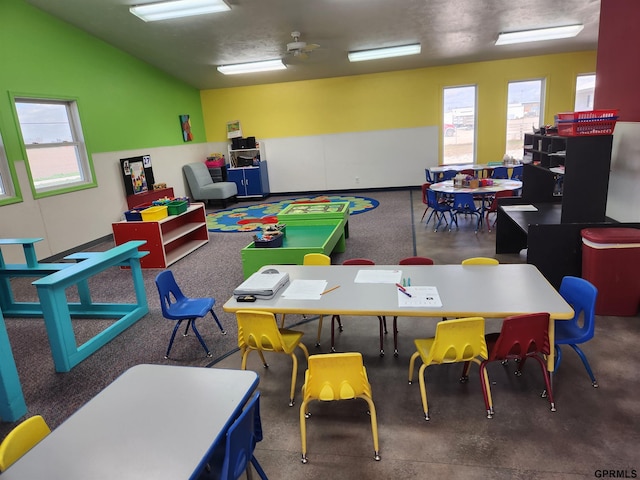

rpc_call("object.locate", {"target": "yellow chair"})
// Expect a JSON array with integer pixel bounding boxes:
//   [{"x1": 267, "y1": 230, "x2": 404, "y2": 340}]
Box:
[
  {"x1": 408, "y1": 317, "x2": 491, "y2": 421},
  {"x1": 280, "y1": 253, "x2": 335, "y2": 347},
  {"x1": 0, "y1": 415, "x2": 51, "y2": 471},
  {"x1": 461, "y1": 257, "x2": 499, "y2": 265},
  {"x1": 236, "y1": 309, "x2": 309, "y2": 407},
  {"x1": 299, "y1": 352, "x2": 380, "y2": 464}
]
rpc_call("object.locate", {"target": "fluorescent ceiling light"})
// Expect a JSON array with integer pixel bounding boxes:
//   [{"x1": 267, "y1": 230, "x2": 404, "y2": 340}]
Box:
[
  {"x1": 217, "y1": 59, "x2": 287, "y2": 75},
  {"x1": 130, "y1": 0, "x2": 230, "y2": 22},
  {"x1": 495, "y1": 24, "x2": 584, "y2": 45},
  {"x1": 348, "y1": 44, "x2": 421, "y2": 63}
]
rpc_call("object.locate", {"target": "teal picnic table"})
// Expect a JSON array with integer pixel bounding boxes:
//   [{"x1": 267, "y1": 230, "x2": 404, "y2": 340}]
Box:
[{"x1": 240, "y1": 202, "x2": 350, "y2": 278}]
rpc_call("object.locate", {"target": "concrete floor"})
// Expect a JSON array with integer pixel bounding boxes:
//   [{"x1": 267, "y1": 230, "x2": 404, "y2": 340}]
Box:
[{"x1": 213, "y1": 194, "x2": 640, "y2": 480}]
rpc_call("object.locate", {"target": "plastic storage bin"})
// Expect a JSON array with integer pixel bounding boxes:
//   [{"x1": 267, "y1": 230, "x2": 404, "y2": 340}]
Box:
[
  {"x1": 167, "y1": 200, "x2": 188, "y2": 215},
  {"x1": 557, "y1": 109, "x2": 619, "y2": 136},
  {"x1": 141, "y1": 205, "x2": 168, "y2": 222},
  {"x1": 581, "y1": 228, "x2": 640, "y2": 316}
]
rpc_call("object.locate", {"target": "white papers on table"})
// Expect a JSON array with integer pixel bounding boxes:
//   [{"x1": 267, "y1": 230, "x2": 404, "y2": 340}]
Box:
[
  {"x1": 354, "y1": 269, "x2": 402, "y2": 284},
  {"x1": 398, "y1": 286, "x2": 442, "y2": 307},
  {"x1": 281, "y1": 280, "x2": 328, "y2": 300},
  {"x1": 501, "y1": 205, "x2": 539, "y2": 212}
]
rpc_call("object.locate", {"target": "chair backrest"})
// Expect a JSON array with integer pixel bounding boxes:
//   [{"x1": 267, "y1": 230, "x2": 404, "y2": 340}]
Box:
[
  {"x1": 303, "y1": 352, "x2": 371, "y2": 401},
  {"x1": 487, "y1": 190, "x2": 514, "y2": 213},
  {"x1": 426, "y1": 188, "x2": 447, "y2": 211},
  {"x1": 425, "y1": 168, "x2": 434, "y2": 183},
  {"x1": 155, "y1": 270, "x2": 187, "y2": 320},
  {"x1": 236, "y1": 310, "x2": 286, "y2": 353},
  {"x1": 491, "y1": 166, "x2": 509, "y2": 179},
  {"x1": 558, "y1": 276, "x2": 598, "y2": 343},
  {"x1": 425, "y1": 317, "x2": 488, "y2": 365},
  {"x1": 342, "y1": 258, "x2": 375, "y2": 265},
  {"x1": 398, "y1": 256, "x2": 434, "y2": 265},
  {"x1": 183, "y1": 162, "x2": 214, "y2": 199},
  {"x1": 461, "y1": 257, "x2": 499, "y2": 265},
  {"x1": 488, "y1": 313, "x2": 551, "y2": 361},
  {"x1": 421, "y1": 183, "x2": 431, "y2": 206},
  {"x1": 0, "y1": 415, "x2": 51, "y2": 472},
  {"x1": 303, "y1": 253, "x2": 331, "y2": 266},
  {"x1": 452, "y1": 193, "x2": 478, "y2": 213},
  {"x1": 510, "y1": 165, "x2": 523, "y2": 180},
  {"x1": 427, "y1": 317, "x2": 488, "y2": 364},
  {"x1": 218, "y1": 393, "x2": 263, "y2": 480},
  {"x1": 441, "y1": 169, "x2": 458, "y2": 181}
]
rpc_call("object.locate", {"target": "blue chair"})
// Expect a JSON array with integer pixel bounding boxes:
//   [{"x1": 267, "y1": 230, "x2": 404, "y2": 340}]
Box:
[
  {"x1": 425, "y1": 168, "x2": 435, "y2": 183},
  {"x1": 155, "y1": 270, "x2": 226, "y2": 359},
  {"x1": 426, "y1": 189, "x2": 457, "y2": 232},
  {"x1": 555, "y1": 276, "x2": 599, "y2": 387},
  {"x1": 451, "y1": 193, "x2": 481, "y2": 232},
  {"x1": 510, "y1": 165, "x2": 523, "y2": 180},
  {"x1": 440, "y1": 169, "x2": 458, "y2": 181},
  {"x1": 491, "y1": 167, "x2": 509, "y2": 179},
  {"x1": 206, "y1": 392, "x2": 268, "y2": 480}
]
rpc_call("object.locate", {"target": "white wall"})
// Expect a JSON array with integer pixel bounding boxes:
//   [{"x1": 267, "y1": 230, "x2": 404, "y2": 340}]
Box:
[
  {"x1": 262, "y1": 126, "x2": 438, "y2": 193},
  {"x1": 0, "y1": 141, "x2": 227, "y2": 263},
  {"x1": 606, "y1": 122, "x2": 640, "y2": 222}
]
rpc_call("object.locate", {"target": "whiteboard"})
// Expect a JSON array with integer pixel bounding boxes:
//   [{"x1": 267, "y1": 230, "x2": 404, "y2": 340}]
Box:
[{"x1": 262, "y1": 126, "x2": 437, "y2": 193}]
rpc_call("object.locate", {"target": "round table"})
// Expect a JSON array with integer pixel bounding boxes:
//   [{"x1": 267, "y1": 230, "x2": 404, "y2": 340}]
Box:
[{"x1": 430, "y1": 179, "x2": 522, "y2": 230}]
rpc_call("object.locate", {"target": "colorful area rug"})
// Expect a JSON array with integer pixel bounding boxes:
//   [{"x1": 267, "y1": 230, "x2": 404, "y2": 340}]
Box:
[{"x1": 206, "y1": 195, "x2": 379, "y2": 232}]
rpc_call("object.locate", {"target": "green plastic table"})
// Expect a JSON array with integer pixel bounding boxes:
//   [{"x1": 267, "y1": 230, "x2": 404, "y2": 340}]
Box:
[{"x1": 240, "y1": 219, "x2": 347, "y2": 278}]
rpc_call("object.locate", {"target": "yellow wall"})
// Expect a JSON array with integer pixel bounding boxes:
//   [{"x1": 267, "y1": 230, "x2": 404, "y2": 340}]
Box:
[{"x1": 201, "y1": 51, "x2": 595, "y2": 163}]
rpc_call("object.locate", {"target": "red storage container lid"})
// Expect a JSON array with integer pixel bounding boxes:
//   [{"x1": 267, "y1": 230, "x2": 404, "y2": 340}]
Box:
[{"x1": 581, "y1": 228, "x2": 640, "y2": 246}]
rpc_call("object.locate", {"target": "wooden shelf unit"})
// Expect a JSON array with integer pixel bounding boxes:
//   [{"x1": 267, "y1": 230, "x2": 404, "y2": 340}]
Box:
[{"x1": 112, "y1": 203, "x2": 208, "y2": 268}]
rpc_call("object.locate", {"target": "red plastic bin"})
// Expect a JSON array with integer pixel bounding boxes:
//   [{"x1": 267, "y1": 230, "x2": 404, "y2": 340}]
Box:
[{"x1": 581, "y1": 228, "x2": 640, "y2": 316}]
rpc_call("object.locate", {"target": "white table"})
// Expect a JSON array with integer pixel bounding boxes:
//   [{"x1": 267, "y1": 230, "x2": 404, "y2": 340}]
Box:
[
  {"x1": 2, "y1": 365, "x2": 259, "y2": 480},
  {"x1": 224, "y1": 264, "x2": 574, "y2": 369}
]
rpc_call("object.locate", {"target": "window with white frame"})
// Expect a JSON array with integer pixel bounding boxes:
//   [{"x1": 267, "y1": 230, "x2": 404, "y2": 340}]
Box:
[
  {"x1": 575, "y1": 74, "x2": 596, "y2": 111},
  {"x1": 505, "y1": 79, "x2": 545, "y2": 160},
  {"x1": 443, "y1": 85, "x2": 476, "y2": 165},
  {"x1": 14, "y1": 97, "x2": 93, "y2": 195}
]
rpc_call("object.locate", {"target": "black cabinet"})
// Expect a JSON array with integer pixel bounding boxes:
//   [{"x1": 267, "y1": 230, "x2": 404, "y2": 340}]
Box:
[{"x1": 521, "y1": 134, "x2": 613, "y2": 223}]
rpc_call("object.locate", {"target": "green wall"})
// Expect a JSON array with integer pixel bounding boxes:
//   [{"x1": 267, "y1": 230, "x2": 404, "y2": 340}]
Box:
[{"x1": 0, "y1": 0, "x2": 205, "y2": 166}]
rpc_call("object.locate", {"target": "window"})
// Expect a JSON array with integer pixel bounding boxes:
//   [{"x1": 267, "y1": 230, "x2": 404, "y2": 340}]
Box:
[
  {"x1": 505, "y1": 79, "x2": 545, "y2": 160},
  {"x1": 443, "y1": 85, "x2": 476, "y2": 165},
  {"x1": 14, "y1": 97, "x2": 94, "y2": 195},
  {"x1": 575, "y1": 74, "x2": 596, "y2": 111}
]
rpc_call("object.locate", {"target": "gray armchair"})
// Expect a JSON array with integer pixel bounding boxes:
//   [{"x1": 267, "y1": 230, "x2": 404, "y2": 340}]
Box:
[{"x1": 182, "y1": 162, "x2": 237, "y2": 208}]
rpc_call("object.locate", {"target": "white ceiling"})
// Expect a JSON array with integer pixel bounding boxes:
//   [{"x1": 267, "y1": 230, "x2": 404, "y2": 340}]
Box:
[{"x1": 25, "y1": 0, "x2": 602, "y2": 90}]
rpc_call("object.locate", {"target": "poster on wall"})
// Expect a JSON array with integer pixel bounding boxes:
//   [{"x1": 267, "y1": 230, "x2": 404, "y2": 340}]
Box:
[
  {"x1": 120, "y1": 155, "x2": 155, "y2": 196},
  {"x1": 226, "y1": 120, "x2": 242, "y2": 139},
  {"x1": 179, "y1": 114, "x2": 193, "y2": 142}
]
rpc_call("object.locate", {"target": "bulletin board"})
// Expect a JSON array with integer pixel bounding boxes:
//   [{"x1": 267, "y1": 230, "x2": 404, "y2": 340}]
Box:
[{"x1": 120, "y1": 155, "x2": 156, "y2": 196}]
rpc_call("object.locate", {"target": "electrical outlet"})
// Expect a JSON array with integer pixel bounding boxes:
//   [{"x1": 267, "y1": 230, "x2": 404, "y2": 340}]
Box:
[{"x1": 355, "y1": 176, "x2": 360, "y2": 184}]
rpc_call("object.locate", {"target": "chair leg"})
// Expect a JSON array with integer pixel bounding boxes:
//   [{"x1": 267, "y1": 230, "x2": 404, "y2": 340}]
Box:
[
  {"x1": 417, "y1": 364, "x2": 430, "y2": 420},
  {"x1": 250, "y1": 456, "x2": 268, "y2": 480},
  {"x1": 165, "y1": 320, "x2": 183, "y2": 359},
  {"x1": 315, "y1": 315, "x2": 324, "y2": 347},
  {"x1": 362, "y1": 395, "x2": 381, "y2": 461},
  {"x1": 568, "y1": 344, "x2": 598, "y2": 387},
  {"x1": 528, "y1": 354, "x2": 557, "y2": 411},
  {"x1": 190, "y1": 320, "x2": 212, "y2": 357},
  {"x1": 209, "y1": 309, "x2": 226, "y2": 335},
  {"x1": 289, "y1": 353, "x2": 299, "y2": 407},
  {"x1": 300, "y1": 398, "x2": 310, "y2": 464}
]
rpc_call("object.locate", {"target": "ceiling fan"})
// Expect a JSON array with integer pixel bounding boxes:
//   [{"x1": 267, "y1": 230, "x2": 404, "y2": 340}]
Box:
[{"x1": 286, "y1": 31, "x2": 320, "y2": 60}]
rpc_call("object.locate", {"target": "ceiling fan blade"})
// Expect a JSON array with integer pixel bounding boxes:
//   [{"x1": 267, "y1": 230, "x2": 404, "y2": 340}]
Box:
[{"x1": 303, "y1": 43, "x2": 320, "y2": 52}]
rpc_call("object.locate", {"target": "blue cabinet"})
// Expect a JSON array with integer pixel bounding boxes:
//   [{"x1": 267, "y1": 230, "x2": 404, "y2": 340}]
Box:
[{"x1": 227, "y1": 162, "x2": 270, "y2": 199}]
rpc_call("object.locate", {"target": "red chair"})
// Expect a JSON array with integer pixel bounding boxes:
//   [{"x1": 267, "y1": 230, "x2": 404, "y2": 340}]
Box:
[
  {"x1": 335, "y1": 258, "x2": 388, "y2": 356},
  {"x1": 485, "y1": 190, "x2": 514, "y2": 232},
  {"x1": 420, "y1": 183, "x2": 432, "y2": 222},
  {"x1": 462, "y1": 312, "x2": 556, "y2": 418},
  {"x1": 392, "y1": 257, "x2": 435, "y2": 356},
  {"x1": 398, "y1": 256, "x2": 434, "y2": 265}
]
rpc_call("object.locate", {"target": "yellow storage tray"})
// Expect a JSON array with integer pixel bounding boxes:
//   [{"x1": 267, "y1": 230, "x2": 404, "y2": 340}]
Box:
[{"x1": 141, "y1": 205, "x2": 168, "y2": 221}]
